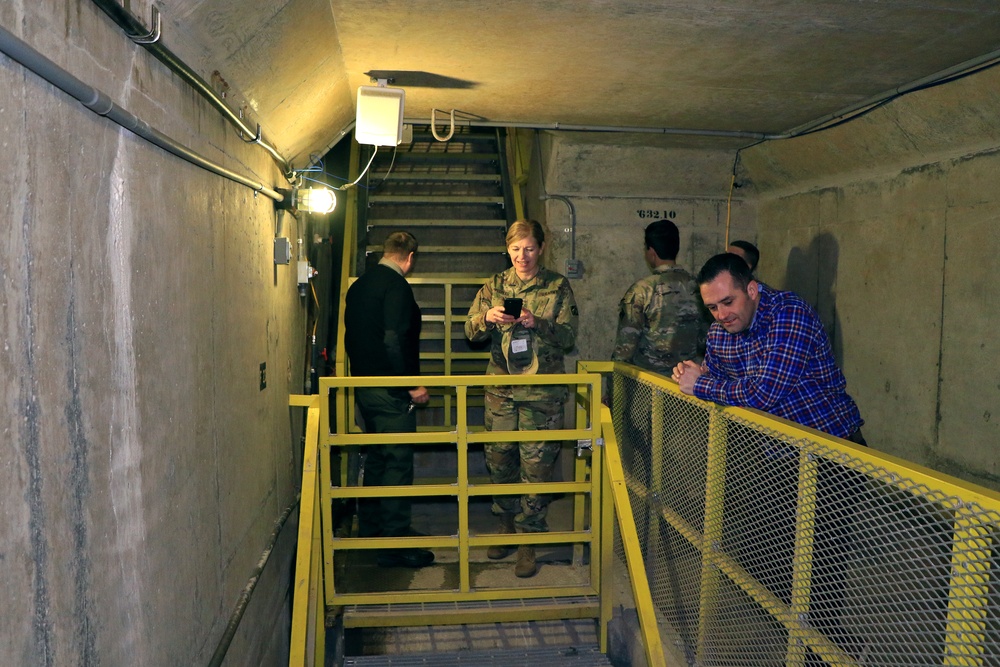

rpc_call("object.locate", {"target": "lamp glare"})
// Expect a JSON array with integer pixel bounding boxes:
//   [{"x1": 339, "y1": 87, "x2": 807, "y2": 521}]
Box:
[{"x1": 298, "y1": 188, "x2": 336, "y2": 214}]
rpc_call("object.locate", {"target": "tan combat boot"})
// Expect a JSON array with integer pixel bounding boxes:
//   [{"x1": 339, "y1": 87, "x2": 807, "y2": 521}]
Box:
[
  {"x1": 487, "y1": 513, "x2": 516, "y2": 560},
  {"x1": 514, "y1": 546, "x2": 537, "y2": 578}
]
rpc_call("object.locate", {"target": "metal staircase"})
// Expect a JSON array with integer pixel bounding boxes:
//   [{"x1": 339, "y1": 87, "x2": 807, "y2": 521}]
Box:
[
  {"x1": 330, "y1": 130, "x2": 615, "y2": 666},
  {"x1": 356, "y1": 125, "x2": 515, "y2": 377},
  {"x1": 358, "y1": 125, "x2": 512, "y2": 274}
]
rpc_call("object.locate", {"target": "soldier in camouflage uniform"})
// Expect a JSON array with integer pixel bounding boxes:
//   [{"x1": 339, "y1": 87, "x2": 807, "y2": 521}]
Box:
[
  {"x1": 612, "y1": 219, "x2": 706, "y2": 372},
  {"x1": 465, "y1": 219, "x2": 578, "y2": 578},
  {"x1": 611, "y1": 219, "x2": 706, "y2": 489}
]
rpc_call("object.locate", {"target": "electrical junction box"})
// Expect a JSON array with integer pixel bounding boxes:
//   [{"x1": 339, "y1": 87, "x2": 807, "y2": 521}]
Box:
[
  {"x1": 565, "y1": 259, "x2": 584, "y2": 279},
  {"x1": 355, "y1": 86, "x2": 406, "y2": 146},
  {"x1": 274, "y1": 237, "x2": 291, "y2": 265},
  {"x1": 297, "y1": 260, "x2": 312, "y2": 285}
]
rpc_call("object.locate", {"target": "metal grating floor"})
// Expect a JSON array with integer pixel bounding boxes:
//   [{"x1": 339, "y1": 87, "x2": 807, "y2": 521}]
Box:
[{"x1": 344, "y1": 644, "x2": 612, "y2": 665}]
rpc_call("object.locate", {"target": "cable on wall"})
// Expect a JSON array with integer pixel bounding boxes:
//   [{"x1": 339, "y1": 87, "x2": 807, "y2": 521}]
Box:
[
  {"x1": 0, "y1": 23, "x2": 283, "y2": 202},
  {"x1": 90, "y1": 0, "x2": 294, "y2": 180}
]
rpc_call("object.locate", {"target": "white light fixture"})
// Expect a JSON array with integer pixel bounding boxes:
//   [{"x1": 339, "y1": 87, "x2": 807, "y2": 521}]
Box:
[
  {"x1": 296, "y1": 187, "x2": 336, "y2": 214},
  {"x1": 355, "y1": 84, "x2": 406, "y2": 146},
  {"x1": 275, "y1": 187, "x2": 337, "y2": 214}
]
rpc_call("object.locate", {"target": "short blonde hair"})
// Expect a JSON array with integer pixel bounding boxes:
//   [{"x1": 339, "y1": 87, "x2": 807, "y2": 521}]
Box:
[{"x1": 505, "y1": 219, "x2": 545, "y2": 247}]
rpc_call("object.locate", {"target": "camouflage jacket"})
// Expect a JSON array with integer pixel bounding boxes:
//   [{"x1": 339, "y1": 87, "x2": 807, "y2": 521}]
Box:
[
  {"x1": 465, "y1": 267, "x2": 579, "y2": 400},
  {"x1": 612, "y1": 264, "x2": 706, "y2": 372}
]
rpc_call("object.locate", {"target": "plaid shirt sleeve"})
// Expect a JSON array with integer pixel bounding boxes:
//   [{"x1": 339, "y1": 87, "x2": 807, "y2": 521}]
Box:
[{"x1": 694, "y1": 299, "x2": 819, "y2": 411}]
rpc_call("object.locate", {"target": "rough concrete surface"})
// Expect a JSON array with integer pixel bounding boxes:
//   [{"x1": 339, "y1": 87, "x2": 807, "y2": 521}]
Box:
[
  {"x1": 1, "y1": 2, "x2": 302, "y2": 664},
  {"x1": 7, "y1": 1, "x2": 1000, "y2": 664},
  {"x1": 745, "y1": 62, "x2": 1000, "y2": 491},
  {"x1": 537, "y1": 138, "x2": 756, "y2": 363}
]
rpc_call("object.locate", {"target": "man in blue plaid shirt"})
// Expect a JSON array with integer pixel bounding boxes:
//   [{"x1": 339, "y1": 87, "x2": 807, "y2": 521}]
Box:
[
  {"x1": 673, "y1": 252, "x2": 865, "y2": 443},
  {"x1": 674, "y1": 252, "x2": 869, "y2": 661}
]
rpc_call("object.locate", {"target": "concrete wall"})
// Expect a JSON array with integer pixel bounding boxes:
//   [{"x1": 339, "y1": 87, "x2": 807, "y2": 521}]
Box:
[
  {"x1": 740, "y1": 65, "x2": 1000, "y2": 490},
  {"x1": 535, "y1": 133, "x2": 757, "y2": 364},
  {"x1": 1, "y1": 3, "x2": 303, "y2": 664}
]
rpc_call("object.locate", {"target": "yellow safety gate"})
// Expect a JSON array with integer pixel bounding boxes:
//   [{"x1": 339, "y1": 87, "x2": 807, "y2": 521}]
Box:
[{"x1": 319, "y1": 373, "x2": 602, "y2": 603}]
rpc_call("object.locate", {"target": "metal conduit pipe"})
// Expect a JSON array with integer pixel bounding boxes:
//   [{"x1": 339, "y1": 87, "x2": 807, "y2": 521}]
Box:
[
  {"x1": 542, "y1": 194, "x2": 577, "y2": 259},
  {"x1": 403, "y1": 117, "x2": 775, "y2": 140},
  {"x1": 89, "y1": 0, "x2": 294, "y2": 180},
  {"x1": 779, "y1": 46, "x2": 1000, "y2": 139},
  {"x1": 0, "y1": 23, "x2": 283, "y2": 203},
  {"x1": 207, "y1": 495, "x2": 300, "y2": 667}
]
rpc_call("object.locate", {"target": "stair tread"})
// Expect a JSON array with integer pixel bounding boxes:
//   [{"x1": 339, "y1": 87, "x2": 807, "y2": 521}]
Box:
[
  {"x1": 408, "y1": 132, "x2": 497, "y2": 143},
  {"x1": 369, "y1": 195, "x2": 504, "y2": 203},
  {"x1": 368, "y1": 218, "x2": 506, "y2": 228},
  {"x1": 344, "y1": 645, "x2": 611, "y2": 666},
  {"x1": 394, "y1": 152, "x2": 499, "y2": 162},
  {"x1": 379, "y1": 173, "x2": 501, "y2": 181}
]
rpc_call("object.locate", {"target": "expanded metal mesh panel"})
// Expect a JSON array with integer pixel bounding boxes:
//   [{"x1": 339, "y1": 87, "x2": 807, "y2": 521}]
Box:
[{"x1": 611, "y1": 369, "x2": 1000, "y2": 666}]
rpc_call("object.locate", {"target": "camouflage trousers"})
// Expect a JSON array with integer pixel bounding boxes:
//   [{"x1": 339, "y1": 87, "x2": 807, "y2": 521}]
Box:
[{"x1": 483, "y1": 392, "x2": 564, "y2": 533}]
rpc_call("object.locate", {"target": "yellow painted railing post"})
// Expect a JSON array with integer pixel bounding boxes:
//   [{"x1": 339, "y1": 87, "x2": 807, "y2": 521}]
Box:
[
  {"x1": 787, "y1": 449, "x2": 819, "y2": 666},
  {"x1": 943, "y1": 505, "x2": 991, "y2": 666},
  {"x1": 648, "y1": 389, "x2": 666, "y2": 571},
  {"x1": 457, "y1": 385, "x2": 471, "y2": 593},
  {"x1": 320, "y1": 383, "x2": 338, "y2": 602},
  {"x1": 507, "y1": 128, "x2": 527, "y2": 221},
  {"x1": 696, "y1": 405, "x2": 726, "y2": 663},
  {"x1": 290, "y1": 397, "x2": 324, "y2": 667},
  {"x1": 573, "y1": 380, "x2": 591, "y2": 567},
  {"x1": 444, "y1": 282, "x2": 455, "y2": 428},
  {"x1": 599, "y1": 435, "x2": 612, "y2": 652},
  {"x1": 601, "y1": 405, "x2": 667, "y2": 666}
]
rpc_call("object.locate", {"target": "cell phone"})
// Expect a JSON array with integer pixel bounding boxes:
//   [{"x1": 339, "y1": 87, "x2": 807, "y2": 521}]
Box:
[{"x1": 503, "y1": 297, "x2": 522, "y2": 319}]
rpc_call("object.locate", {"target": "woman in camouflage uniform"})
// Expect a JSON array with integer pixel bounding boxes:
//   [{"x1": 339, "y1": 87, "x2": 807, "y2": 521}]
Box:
[{"x1": 465, "y1": 219, "x2": 579, "y2": 578}]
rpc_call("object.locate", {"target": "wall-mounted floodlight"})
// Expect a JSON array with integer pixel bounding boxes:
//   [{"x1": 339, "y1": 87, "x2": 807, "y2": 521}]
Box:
[
  {"x1": 297, "y1": 188, "x2": 336, "y2": 214},
  {"x1": 355, "y1": 84, "x2": 405, "y2": 146},
  {"x1": 275, "y1": 187, "x2": 337, "y2": 214}
]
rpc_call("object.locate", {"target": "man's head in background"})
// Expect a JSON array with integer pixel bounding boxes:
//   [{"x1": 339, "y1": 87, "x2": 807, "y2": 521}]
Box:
[{"x1": 727, "y1": 240, "x2": 759, "y2": 272}]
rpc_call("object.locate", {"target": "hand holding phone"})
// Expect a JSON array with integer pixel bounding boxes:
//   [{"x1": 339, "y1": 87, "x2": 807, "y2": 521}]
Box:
[{"x1": 503, "y1": 297, "x2": 522, "y2": 319}]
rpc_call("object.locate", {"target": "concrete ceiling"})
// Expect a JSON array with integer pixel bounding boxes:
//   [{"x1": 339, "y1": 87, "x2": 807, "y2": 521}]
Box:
[{"x1": 156, "y1": 0, "x2": 1000, "y2": 165}]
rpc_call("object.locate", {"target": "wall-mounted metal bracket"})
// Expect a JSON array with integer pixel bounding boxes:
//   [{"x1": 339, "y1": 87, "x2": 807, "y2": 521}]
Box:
[
  {"x1": 240, "y1": 123, "x2": 263, "y2": 145},
  {"x1": 130, "y1": 6, "x2": 161, "y2": 44}
]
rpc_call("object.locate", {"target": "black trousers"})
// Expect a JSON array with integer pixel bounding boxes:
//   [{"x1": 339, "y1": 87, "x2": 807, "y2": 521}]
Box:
[{"x1": 355, "y1": 387, "x2": 416, "y2": 538}]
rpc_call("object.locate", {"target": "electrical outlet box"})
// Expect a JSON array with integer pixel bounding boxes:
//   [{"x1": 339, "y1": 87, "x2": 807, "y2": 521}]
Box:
[
  {"x1": 356, "y1": 85, "x2": 405, "y2": 146},
  {"x1": 297, "y1": 260, "x2": 311, "y2": 285},
  {"x1": 565, "y1": 259, "x2": 584, "y2": 279},
  {"x1": 274, "y1": 238, "x2": 291, "y2": 264}
]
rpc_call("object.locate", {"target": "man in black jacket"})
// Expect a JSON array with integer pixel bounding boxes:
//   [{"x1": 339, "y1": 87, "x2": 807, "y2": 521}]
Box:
[{"x1": 344, "y1": 231, "x2": 432, "y2": 568}]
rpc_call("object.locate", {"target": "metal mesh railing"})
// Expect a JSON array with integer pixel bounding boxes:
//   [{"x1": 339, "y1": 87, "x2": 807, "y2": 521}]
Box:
[{"x1": 611, "y1": 366, "x2": 1000, "y2": 667}]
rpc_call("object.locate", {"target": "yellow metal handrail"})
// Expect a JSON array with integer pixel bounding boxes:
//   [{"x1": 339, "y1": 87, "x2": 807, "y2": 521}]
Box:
[
  {"x1": 288, "y1": 395, "x2": 325, "y2": 667},
  {"x1": 609, "y1": 362, "x2": 1000, "y2": 666},
  {"x1": 580, "y1": 360, "x2": 666, "y2": 667},
  {"x1": 318, "y1": 372, "x2": 604, "y2": 608}
]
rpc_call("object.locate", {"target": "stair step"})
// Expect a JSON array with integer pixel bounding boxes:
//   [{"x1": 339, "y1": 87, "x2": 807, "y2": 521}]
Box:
[
  {"x1": 368, "y1": 218, "x2": 506, "y2": 228},
  {"x1": 344, "y1": 645, "x2": 611, "y2": 666},
  {"x1": 379, "y1": 173, "x2": 501, "y2": 182},
  {"x1": 409, "y1": 131, "x2": 497, "y2": 143},
  {"x1": 369, "y1": 195, "x2": 505, "y2": 205},
  {"x1": 394, "y1": 152, "x2": 499, "y2": 163},
  {"x1": 342, "y1": 596, "x2": 600, "y2": 628}
]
